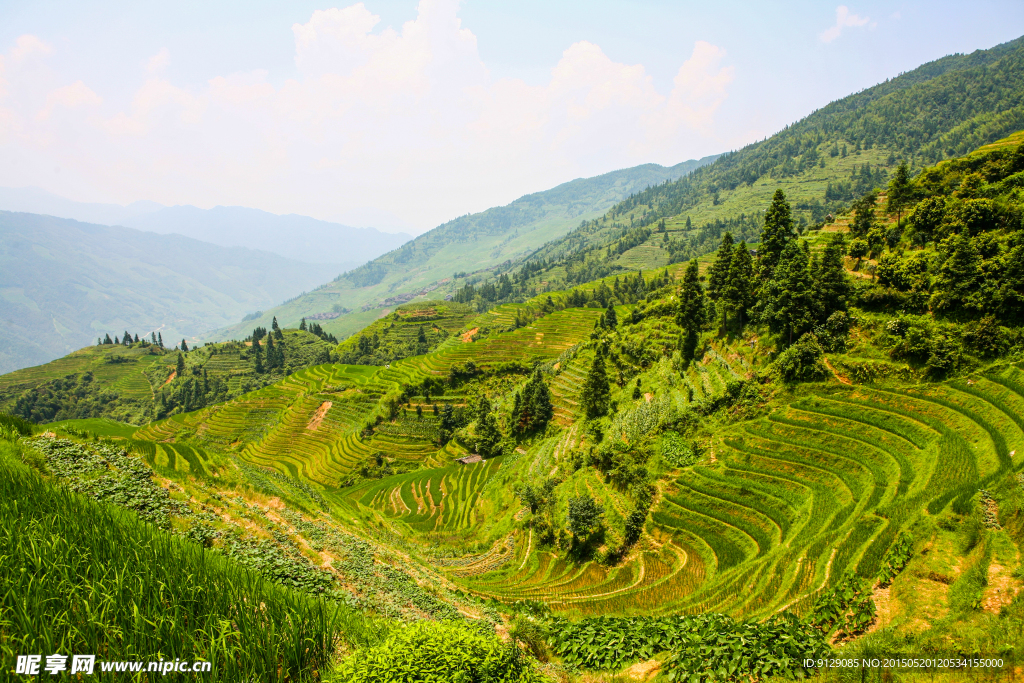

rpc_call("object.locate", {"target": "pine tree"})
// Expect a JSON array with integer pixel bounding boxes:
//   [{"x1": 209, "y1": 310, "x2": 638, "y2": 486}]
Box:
[
  {"x1": 272, "y1": 316, "x2": 280, "y2": 331},
  {"x1": 104, "y1": 333, "x2": 113, "y2": 345},
  {"x1": 176, "y1": 352, "x2": 185, "y2": 378},
  {"x1": 114, "y1": 336, "x2": 119, "y2": 345},
  {"x1": 706, "y1": 232, "x2": 734, "y2": 301},
  {"x1": 181, "y1": 339, "x2": 189, "y2": 352},
  {"x1": 850, "y1": 192, "x2": 878, "y2": 238},
  {"x1": 604, "y1": 301, "x2": 618, "y2": 328},
  {"x1": 813, "y1": 233, "x2": 851, "y2": 322},
  {"x1": 676, "y1": 259, "x2": 707, "y2": 361},
  {"x1": 265, "y1": 334, "x2": 275, "y2": 369},
  {"x1": 766, "y1": 240, "x2": 814, "y2": 345},
  {"x1": 158, "y1": 332, "x2": 164, "y2": 348},
  {"x1": 580, "y1": 353, "x2": 611, "y2": 419},
  {"x1": 299, "y1": 318, "x2": 308, "y2": 332},
  {"x1": 514, "y1": 369, "x2": 553, "y2": 434},
  {"x1": 931, "y1": 233, "x2": 982, "y2": 314},
  {"x1": 253, "y1": 339, "x2": 264, "y2": 373},
  {"x1": 134, "y1": 334, "x2": 140, "y2": 343},
  {"x1": 151, "y1": 332, "x2": 157, "y2": 344},
  {"x1": 473, "y1": 397, "x2": 502, "y2": 457},
  {"x1": 417, "y1": 325, "x2": 427, "y2": 344},
  {"x1": 759, "y1": 190, "x2": 794, "y2": 275},
  {"x1": 723, "y1": 241, "x2": 755, "y2": 330},
  {"x1": 887, "y1": 162, "x2": 913, "y2": 224},
  {"x1": 529, "y1": 370, "x2": 553, "y2": 430}
]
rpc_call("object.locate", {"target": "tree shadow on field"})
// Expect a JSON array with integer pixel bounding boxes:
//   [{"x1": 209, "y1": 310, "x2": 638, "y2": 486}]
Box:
[{"x1": 568, "y1": 527, "x2": 606, "y2": 564}]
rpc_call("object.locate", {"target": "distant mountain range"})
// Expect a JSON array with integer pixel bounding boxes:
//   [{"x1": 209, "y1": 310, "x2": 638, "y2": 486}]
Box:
[
  {"x1": 0, "y1": 187, "x2": 411, "y2": 266},
  {"x1": 211, "y1": 155, "x2": 721, "y2": 342},
  {"x1": 0, "y1": 211, "x2": 346, "y2": 374}
]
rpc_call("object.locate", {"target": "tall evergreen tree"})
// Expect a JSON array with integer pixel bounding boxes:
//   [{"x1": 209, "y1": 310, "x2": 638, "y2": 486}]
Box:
[
  {"x1": 766, "y1": 240, "x2": 814, "y2": 345},
  {"x1": 272, "y1": 316, "x2": 280, "y2": 331},
  {"x1": 676, "y1": 259, "x2": 707, "y2": 361},
  {"x1": 299, "y1": 318, "x2": 308, "y2": 332},
  {"x1": 706, "y1": 232, "x2": 734, "y2": 301},
  {"x1": 887, "y1": 162, "x2": 913, "y2": 224},
  {"x1": 151, "y1": 332, "x2": 157, "y2": 344},
  {"x1": 253, "y1": 339, "x2": 264, "y2": 373},
  {"x1": 723, "y1": 241, "x2": 755, "y2": 330},
  {"x1": 104, "y1": 333, "x2": 113, "y2": 345},
  {"x1": 176, "y1": 352, "x2": 185, "y2": 378},
  {"x1": 513, "y1": 369, "x2": 554, "y2": 434},
  {"x1": 473, "y1": 397, "x2": 503, "y2": 457},
  {"x1": 850, "y1": 192, "x2": 878, "y2": 238},
  {"x1": 158, "y1": 332, "x2": 164, "y2": 348},
  {"x1": 604, "y1": 301, "x2": 618, "y2": 328},
  {"x1": 759, "y1": 190, "x2": 794, "y2": 275},
  {"x1": 181, "y1": 339, "x2": 189, "y2": 352},
  {"x1": 931, "y1": 233, "x2": 982, "y2": 314},
  {"x1": 580, "y1": 353, "x2": 611, "y2": 419},
  {"x1": 813, "y1": 234, "x2": 851, "y2": 322}
]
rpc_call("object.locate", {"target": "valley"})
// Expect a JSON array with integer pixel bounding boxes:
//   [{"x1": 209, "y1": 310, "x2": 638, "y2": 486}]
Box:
[{"x1": 4, "y1": 32, "x2": 1024, "y2": 683}]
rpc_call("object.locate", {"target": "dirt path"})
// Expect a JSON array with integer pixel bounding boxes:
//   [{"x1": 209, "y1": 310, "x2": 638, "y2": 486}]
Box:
[
  {"x1": 822, "y1": 357, "x2": 852, "y2": 385},
  {"x1": 461, "y1": 327, "x2": 479, "y2": 342},
  {"x1": 306, "y1": 400, "x2": 332, "y2": 430}
]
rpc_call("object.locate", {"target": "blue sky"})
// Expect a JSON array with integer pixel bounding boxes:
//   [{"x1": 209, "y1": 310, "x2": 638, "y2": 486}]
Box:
[{"x1": 0, "y1": 1, "x2": 1021, "y2": 233}]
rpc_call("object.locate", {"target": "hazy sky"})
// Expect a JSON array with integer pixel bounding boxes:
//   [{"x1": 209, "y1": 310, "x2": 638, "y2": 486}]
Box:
[{"x1": 1, "y1": 1, "x2": 1021, "y2": 234}]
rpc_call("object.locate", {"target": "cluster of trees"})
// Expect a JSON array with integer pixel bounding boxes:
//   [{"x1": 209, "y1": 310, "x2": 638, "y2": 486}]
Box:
[
  {"x1": 251, "y1": 333, "x2": 285, "y2": 374},
  {"x1": 668, "y1": 190, "x2": 852, "y2": 359},
  {"x1": 509, "y1": 369, "x2": 554, "y2": 436},
  {"x1": 341, "y1": 323, "x2": 448, "y2": 365},
  {"x1": 98, "y1": 331, "x2": 165, "y2": 348},
  {"x1": 156, "y1": 363, "x2": 228, "y2": 418},
  {"x1": 755, "y1": 191, "x2": 852, "y2": 347},
  {"x1": 299, "y1": 318, "x2": 339, "y2": 344},
  {"x1": 12, "y1": 371, "x2": 149, "y2": 424}
]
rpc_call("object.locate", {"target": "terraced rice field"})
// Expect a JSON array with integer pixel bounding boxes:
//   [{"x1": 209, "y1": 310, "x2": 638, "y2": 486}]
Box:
[
  {"x1": 131, "y1": 308, "x2": 602, "y2": 487},
  {"x1": 344, "y1": 457, "x2": 505, "y2": 535},
  {"x1": 648, "y1": 368, "x2": 1024, "y2": 618},
  {"x1": 445, "y1": 365, "x2": 1024, "y2": 619},
  {"x1": 128, "y1": 439, "x2": 217, "y2": 478}
]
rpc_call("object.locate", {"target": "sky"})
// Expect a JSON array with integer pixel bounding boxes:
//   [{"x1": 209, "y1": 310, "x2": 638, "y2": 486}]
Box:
[{"x1": 0, "y1": 1, "x2": 1021, "y2": 235}]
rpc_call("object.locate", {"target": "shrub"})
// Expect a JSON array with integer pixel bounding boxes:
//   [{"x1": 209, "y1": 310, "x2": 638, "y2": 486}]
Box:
[
  {"x1": 334, "y1": 620, "x2": 542, "y2": 683},
  {"x1": 769, "y1": 333, "x2": 828, "y2": 383}
]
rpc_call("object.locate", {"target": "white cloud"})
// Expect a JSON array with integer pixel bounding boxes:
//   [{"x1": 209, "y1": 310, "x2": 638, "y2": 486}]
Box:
[
  {"x1": 0, "y1": 2, "x2": 737, "y2": 233},
  {"x1": 10, "y1": 34, "x2": 50, "y2": 62},
  {"x1": 37, "y1": 81, "x2": 102, "y2": 120},
  {"x1": 820, "y1": 6, "x2": 871, "y2": 43},
  {"x1": 147, "y1": 48, "x2": 170, "y2": 75}
]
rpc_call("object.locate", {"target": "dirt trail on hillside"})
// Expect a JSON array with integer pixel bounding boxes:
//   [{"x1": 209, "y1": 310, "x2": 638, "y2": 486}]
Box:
[
  {"x1": 823, "y1": 357, "x2": 851, "y2": 385},
  {"x1": 306, "y1": 401, "x2": 332, "y2": 430}
]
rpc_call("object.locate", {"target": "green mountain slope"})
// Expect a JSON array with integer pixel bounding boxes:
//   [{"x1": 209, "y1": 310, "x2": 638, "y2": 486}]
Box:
[
  {"x1": 209, "y1": 155, "x2": 719, "y2": 343},
  {"x1": 6, "y1": 131, "x2": 1024, "y2": 680},
  {"x1": 473, "y1": 34, "x2": 1024, "y2": 289},
  {"x1": 0, "y1": 211, "x2": 344, "y2": 374}
]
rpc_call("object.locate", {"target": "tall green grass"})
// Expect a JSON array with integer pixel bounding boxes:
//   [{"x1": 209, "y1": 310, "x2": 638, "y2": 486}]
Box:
[{"x1": 0, "y1": 442, "x2": 382, "y2": 681}]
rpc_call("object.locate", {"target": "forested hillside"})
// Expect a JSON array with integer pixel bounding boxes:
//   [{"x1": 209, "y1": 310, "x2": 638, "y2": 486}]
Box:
[
  {"x1": 6, "y1": 129, "x2": 1024, "y2": 680},
  {"x1": 6, "y1": 34, "x2": 1024, "y2": 683},
  {"x1": 438, "y1": 35, "x2": 1024, "y2": 311},
  {"x1": 210, "y1": 155, "x2": 719, "y2": 343}
]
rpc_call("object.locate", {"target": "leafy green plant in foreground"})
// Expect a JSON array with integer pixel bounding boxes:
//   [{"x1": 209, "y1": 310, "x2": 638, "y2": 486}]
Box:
[
  {"x1": 0, "y1": 442, "x2": 379, "y2": 682},
  {"x1": 332, "y1": 620, "x2": 543, "y2": 683},
  {"x1": 546, "y1": 612, "x2": 830, "y2": 680}
]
